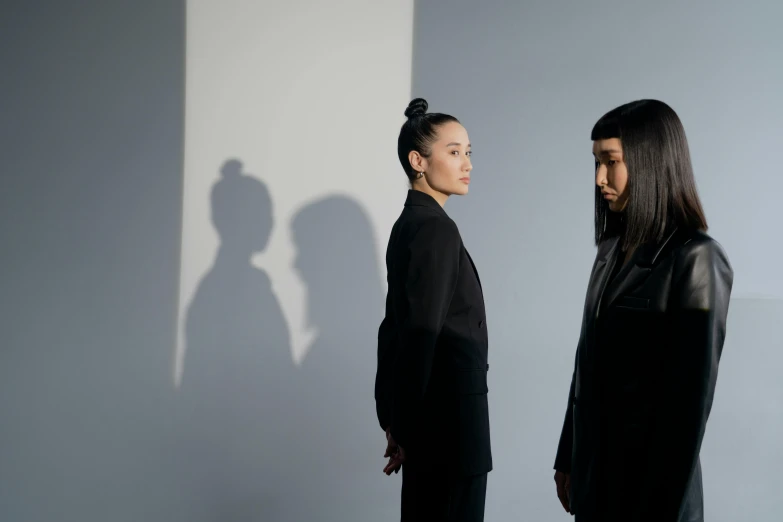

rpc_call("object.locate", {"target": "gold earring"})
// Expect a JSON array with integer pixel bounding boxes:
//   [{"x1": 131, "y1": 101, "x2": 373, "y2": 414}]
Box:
[{"x1": 416, "y1": 171, "x2": 424, "y2": 179}]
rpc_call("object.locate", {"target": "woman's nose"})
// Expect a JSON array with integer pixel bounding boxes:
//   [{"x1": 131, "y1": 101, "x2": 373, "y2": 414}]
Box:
[{"x1": 595, "y1": 165, "x2": 607, "y2": 187}]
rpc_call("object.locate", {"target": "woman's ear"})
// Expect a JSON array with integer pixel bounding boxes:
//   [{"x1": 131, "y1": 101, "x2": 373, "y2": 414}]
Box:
[{"x1": 408, "y1": 150, "x2": 428, "y2": 175}]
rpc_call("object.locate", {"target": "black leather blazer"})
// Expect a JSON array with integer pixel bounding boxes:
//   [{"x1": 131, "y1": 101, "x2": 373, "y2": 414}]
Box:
[
  {"x1": 554, "y1": 227, "x2": 733, "y2": 521},
  {"x1": 375, "y1": 190, "x2": 492, "y2": 477}
]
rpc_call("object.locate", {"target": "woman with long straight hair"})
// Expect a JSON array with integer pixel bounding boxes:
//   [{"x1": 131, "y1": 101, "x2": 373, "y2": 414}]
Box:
[
  {"x1": 553, "y1": 99, "x2": 733, "y2": 522},
  {"x1": 375, "y1": 98, "x2": 492, "y2": 521}
]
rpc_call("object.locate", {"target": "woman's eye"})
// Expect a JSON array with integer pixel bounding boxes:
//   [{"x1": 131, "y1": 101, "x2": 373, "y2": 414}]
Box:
[
  {"x1": 608, "y1": 160, "x2": 616, "y2": 166},
  {"x1": 466, "y1": 151, "x2": 472, "y2": 156}
]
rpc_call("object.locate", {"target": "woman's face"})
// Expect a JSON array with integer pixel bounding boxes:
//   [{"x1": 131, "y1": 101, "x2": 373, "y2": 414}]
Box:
[
  {"x1": 412, "y1": 121, "x2": 473, "y2": 196},
  {"x1": 593, "y1": 137, "x2": 629, "y2": 212}
]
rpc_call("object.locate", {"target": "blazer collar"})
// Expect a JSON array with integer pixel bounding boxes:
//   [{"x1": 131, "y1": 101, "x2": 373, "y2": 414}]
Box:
[
  {"x1": 597, "y1": 226, "x2": 681, "y2": 265},
  {"x1": 404, "y1": 189, "x2": 448, "y2": 217},
  {"x1": 601, "y1": 227, "x2": 681, "y2": 308},
  {"x1": 628, "y1": 226, "x2": 681, "y2": 267}
]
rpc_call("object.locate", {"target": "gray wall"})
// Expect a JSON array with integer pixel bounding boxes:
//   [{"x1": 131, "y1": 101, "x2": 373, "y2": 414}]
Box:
[
  {"x1": 0, "y1": 2, "x2": 399, "y2": 521},
  {"x1": 0, "y1": 1, "x2": 189, "y2": 520},
  {"x1": 3, "y1": 1, "x2": 781, "y2": 521},
  {"x1": 412, "y1": 0, "x2": 783, "y2": 520}
]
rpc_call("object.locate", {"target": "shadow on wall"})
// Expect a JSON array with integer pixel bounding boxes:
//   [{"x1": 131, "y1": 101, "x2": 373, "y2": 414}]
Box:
[
  {"x1": 288, "y1": 194, "x2": 396, "y2": 520},
  {"x1": 177, "y1": 159, "x2": 294, "y2": 519},
  {"x1": 175, "y1": 163, "x2": 396, "y2": 520}
]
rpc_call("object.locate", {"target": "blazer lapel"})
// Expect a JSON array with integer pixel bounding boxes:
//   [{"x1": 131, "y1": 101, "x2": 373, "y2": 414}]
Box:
[
  {"x1": 465, "y1": 249, "x2": 483, "y2": 293},
  {"x1": 587, "y1": 237, "x2": 619, "y2": 323},
  {"x1": 580, "y1": 238, "x2": 619, "y2": 371},
  {"x1": 602, "y1": 227, "x2": 679, "y2": 308}
]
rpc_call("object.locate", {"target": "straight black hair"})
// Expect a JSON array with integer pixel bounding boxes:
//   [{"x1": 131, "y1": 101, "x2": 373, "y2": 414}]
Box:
[
  {"x1": 397, "y1": 98, "x2": 460, "y2": 182},
  {"x1": 591, "y1": 99, "x2": 708, "y2": 251}
]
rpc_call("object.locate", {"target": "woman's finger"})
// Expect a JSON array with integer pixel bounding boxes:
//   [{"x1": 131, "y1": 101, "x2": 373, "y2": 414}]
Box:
[{"x1": 556, "y1": 483, "x2": 569, "y2": 512}]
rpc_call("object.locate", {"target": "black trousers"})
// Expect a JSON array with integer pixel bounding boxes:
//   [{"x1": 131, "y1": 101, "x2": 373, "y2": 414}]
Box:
[{"x1": 400, "y1": 463, "x2": 487, "y2": 522}]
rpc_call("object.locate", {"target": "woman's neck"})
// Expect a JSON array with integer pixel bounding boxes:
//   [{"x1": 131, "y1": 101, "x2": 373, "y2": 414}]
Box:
[{"x1": 411, "y1": 182, "x2": 448, "y2": 207}]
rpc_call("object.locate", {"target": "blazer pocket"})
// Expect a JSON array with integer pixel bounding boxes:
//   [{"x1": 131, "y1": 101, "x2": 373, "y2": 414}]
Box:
[
  {"x1": 616, "y1": 295, "x2": 650, "y2": 310},
  {"x1": 455, "y1": 369, "x2": 492, "y2": 476}
]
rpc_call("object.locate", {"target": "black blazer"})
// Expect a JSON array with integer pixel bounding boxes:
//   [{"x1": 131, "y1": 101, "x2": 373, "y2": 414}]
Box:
[
  {"x1": 554, "y1": 227, "x2": 733, "y2": 521},
  {"x1": 375, "y1": 190, "x2": 492, "y2": 477}
]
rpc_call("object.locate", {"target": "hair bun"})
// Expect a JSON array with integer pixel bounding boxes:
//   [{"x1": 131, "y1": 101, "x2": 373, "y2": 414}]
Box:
[
  {"x1": 220, "y1": 158, "x2": 243, "y2": 178},
  {"x1": 404, "y1": 98, "x2": 428, "y2": 119}
]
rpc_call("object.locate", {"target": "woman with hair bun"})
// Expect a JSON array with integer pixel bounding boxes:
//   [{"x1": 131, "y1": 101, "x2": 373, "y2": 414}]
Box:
[{"x1": 375, "y1": 98, "x2": 491, "y2": 521}]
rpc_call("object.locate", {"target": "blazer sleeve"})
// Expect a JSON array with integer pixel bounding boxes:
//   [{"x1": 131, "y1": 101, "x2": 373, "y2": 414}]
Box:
[
  {"x1": 643, "y1": 238, "x2": 733, "y2": 519},
  {"x1": 375, "y1": 291, "x2": 395, "y2": 431},
  {"x1": 390, "y1": 217, "x2": 461, "y2": 451},
  {"x1": 554, "y1": 346, "x2": 579, "y2": 472}
]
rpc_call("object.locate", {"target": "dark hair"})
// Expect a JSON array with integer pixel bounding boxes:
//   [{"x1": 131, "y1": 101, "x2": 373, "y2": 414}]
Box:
[
  {"x1": 591, "y1": 99, "x2": 708, "y2": 251},
  {"x1": 397, "y1": 98, "x2": 460, "y2": 181}
]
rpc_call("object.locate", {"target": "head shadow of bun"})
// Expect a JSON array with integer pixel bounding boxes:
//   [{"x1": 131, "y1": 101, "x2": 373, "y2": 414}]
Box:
[{"x1": 175, "y1": 158, "x2": 297, "y2": 519}]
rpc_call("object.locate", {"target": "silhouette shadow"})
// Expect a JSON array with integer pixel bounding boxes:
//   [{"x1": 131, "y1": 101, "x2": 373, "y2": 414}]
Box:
[
  {"x1": 287, "y1": 195, "x2": 398, "y2": 520},
  {"x1": 177, "y1": 159, "x2": 294, "y2": 520}
]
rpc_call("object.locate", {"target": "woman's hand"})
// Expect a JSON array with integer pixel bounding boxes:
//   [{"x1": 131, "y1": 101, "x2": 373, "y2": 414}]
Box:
[
  {"x1": 554, "y1": 470, "x2": 572, "y2": 514},
  {"x1": 383, "y1": 427, "x2": 405, "y2": 475}
]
